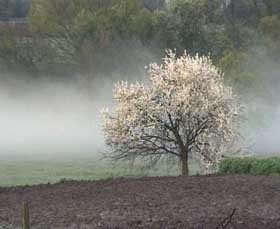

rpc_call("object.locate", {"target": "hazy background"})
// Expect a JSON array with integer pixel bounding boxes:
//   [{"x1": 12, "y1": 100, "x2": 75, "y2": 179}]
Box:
[
  {"x1": 0, "y1": 48, "x2": 279, "y2": 186},
  {"x1": 0, "y1": 0, "x2": 279, "y2": 185},
  {"x1": 0, "y1": 76, "x2": 102, "y2": 156},
  {"x1": 0, "y1": 62, "x2": 279, "y2": 158}
]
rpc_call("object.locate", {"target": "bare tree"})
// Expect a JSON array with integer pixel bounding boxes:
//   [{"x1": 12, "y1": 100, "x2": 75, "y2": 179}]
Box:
[{"x1": 102, "y1": 51, "x2": 240, "y2": 175}]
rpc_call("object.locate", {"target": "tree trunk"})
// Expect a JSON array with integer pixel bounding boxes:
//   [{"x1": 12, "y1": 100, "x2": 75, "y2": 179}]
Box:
[
  {"x1": 172, "y1": 126, "x2": 189, "y2": 176},
  {"x1": 181, "y1": 148, "x2": 189, "y2": 176}
]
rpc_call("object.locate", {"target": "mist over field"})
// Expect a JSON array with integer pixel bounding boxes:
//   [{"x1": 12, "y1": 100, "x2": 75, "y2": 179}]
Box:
[
  {"x1": 1, "y1": 1, "x2": 280, "y2": 228},
  {"x1": 0, "y1": 66, "x2": 151, "y2": 159},
  {"x1": 0, "y1": 38, "x2": 157, "y2": 160},
  {"x1": 0, "y1": 75, "x2": 105, "y2": 157},
  {"x1": 0, "y1": 0, "x2": 279, "y2": 186},
  {"x1": 0, "y1": 62, "x2": 279, "y2": 159},
  {"x1": 0, "y1": 48, "x2": 279, "y2": 162},
  {"x1": 241, "y1": 58, "x2": 280, "y2": 155}
]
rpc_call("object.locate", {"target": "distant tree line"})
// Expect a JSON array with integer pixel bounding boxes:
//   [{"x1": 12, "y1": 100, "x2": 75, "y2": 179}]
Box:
[{"x1": 0, "y1": 0, "x2": 279, "y2": 90}]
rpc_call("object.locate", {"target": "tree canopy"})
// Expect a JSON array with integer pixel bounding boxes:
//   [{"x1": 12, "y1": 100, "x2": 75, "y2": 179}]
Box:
[
  {"x1": 102, "y1": 51, "x2": 240, "y2": 175},
  {"x1": 0, "y1": 0, "x2": 279, "y2": 92}
]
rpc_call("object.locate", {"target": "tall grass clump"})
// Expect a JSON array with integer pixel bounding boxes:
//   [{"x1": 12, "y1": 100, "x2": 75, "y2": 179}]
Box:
[{"x1": 219, "y1": 157, "x2": 280, "y2": 176}]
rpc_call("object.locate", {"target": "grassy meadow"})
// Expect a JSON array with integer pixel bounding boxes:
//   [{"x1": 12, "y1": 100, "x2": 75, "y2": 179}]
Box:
[
  {"x1": 0, "y1": 152, "x2": 203, "y2": 187},
  {"x1": 1, "y1": 151, "x2": 279, "y2": 187}
]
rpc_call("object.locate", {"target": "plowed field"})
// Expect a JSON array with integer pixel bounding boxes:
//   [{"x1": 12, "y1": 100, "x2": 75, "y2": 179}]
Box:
[{"x1": 0, "y1": 175, "x2": 280, "y2": 228}]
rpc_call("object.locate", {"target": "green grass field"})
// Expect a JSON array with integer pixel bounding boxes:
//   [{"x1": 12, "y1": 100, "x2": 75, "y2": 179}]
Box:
[
  {"x1": 0, "y1": 152, "x2": 202, "y2": 187},
  {"x1": 3, "y1": 151, "x2": 278, "y2": 187}
]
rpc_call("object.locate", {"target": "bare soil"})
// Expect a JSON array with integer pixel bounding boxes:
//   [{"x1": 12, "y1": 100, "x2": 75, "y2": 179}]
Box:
[{"x1": 0, "y1": 175, "x2": 280, "y2": 228}]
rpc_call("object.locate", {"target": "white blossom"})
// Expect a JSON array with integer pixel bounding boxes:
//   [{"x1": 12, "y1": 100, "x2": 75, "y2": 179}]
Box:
[{"x1": 102, "y1": 50, "x2": 241, "y2": 175}]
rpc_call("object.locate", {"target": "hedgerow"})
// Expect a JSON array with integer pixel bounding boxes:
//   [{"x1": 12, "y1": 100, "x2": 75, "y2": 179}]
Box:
[{"x1": 219, "y1": 157, "x2": 280, "y2": 176}]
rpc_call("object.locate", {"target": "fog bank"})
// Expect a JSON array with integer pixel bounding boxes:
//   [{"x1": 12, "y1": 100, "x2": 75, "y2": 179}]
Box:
[
  {"x1": 0, "y1": 57, "x2": 279, "y2": 158},
  {"x1": 0, "y1": 75, "x2": 112, "y2": 157}
]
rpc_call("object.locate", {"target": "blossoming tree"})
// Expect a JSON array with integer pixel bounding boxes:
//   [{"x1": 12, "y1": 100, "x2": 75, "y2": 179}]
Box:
[{"x1": 102, "y1": 51, "x2": 240, "y2": 175}]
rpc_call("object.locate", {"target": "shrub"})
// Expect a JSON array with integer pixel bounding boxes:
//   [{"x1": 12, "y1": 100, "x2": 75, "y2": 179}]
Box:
[{"x1": 219, "y1": 157, "x2": 280, "y2": 176}]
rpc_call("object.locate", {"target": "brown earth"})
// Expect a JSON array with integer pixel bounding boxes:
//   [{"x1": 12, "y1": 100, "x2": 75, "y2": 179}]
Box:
[{"x1": 0, "y1": 175, "x2": 280, "y2": 229}]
